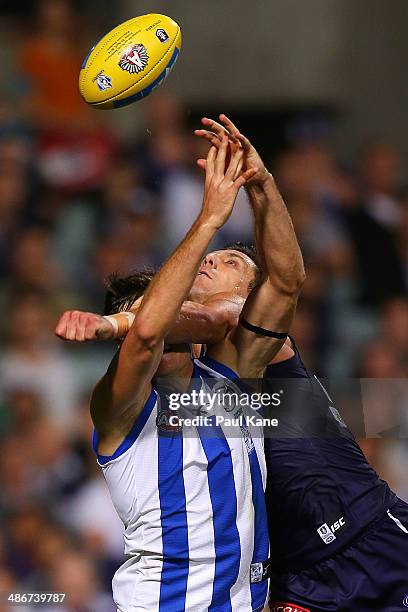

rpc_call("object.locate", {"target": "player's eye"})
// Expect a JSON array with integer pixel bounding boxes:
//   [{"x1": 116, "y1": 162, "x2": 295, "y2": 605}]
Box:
[{"x1": 226, "y1": 260, "x2": 237, "y2": 266}]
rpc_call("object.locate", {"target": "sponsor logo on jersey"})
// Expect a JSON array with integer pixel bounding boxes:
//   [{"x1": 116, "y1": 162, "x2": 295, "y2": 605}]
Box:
[
  {"x1": 317, "y1": 522, "x2": 336, "y2": 544},
  {"x1": 93, "y1": 72, "x2": 112, "y2": 91},
  {"x1": 156, "y1": 28, "x2": 169, "y2": 43},
  {"x1": 270, "y1": 603, "x2": 310, "y2": 612},
  {"x1": 249, "y1": 560, "x2": 270, "y2": 583},
  {"x1": 250, "y1": 562, "x2": 263, "y2": 583},
  {"x1": 317, "y1": 516, "x2": 346, "y2": 544},
  {"x1": 242, "y1": 422, "x2": 255, "y2": 455},
  {"x1": 402, "y1": 594, "x2": 408, "y2": 607},
  {"x1": 119, "y1": 44, "x2": 149, "y2": 74},
  {"x1": 330, "y1": 516, "x2": 346, "y2": 532},
  {"x1": 156, "y1": 408, "x2": 182, "y2": 433}
]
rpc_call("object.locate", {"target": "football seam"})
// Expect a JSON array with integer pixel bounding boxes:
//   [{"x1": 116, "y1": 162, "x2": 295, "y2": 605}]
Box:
[
  {"x1": 80, "y1": 19, "x2": 179, "y2": 97},
  {"x1": 90, "y1": 34, "x2": 180, "y2": 105},
  {"x1": 80, "y1": 17, "x2": 144, "y2": 86}
]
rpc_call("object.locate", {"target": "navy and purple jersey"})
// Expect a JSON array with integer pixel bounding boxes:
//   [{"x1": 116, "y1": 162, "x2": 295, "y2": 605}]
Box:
[
  {"x1": 269, "y1": 498, "x2": 408, "y2": 612},
  {"x1": 262, "y1": 338, "x2": 396, "y2": 571}
]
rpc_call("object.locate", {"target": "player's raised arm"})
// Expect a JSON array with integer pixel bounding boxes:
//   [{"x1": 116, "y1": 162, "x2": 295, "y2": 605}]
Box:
[
  {"x1": 90, "y1": 139, "x2": 257, "y2": 443},
  {"x1": 196, "y1": 115, "x2": 305, "y2": 376},
  {"x1": 232, "y1": 127, "x2": 304, "y2": 375},
  {"x1": 234, "y1": 180, "x2": 305, "y2": 375}
]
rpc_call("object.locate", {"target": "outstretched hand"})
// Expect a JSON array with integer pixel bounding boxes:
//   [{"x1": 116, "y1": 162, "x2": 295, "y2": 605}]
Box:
[
  {"x1": 195, "y1": 114, "x2": 270, "y2": 187},
  {"x1": 199, "y1": 134, "x2": 258, "y2": 229}
]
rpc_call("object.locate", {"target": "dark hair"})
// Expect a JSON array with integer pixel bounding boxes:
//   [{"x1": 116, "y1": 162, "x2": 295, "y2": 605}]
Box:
[
  {"x1": 103, "y1": 268, "x2": 155, "y2": 315},
  {"x1": 220, "y1": 242, "x2": 262, "y2": 290}
]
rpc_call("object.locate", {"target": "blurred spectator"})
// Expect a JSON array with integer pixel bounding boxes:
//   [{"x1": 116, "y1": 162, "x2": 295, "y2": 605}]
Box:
[
  {"x1": 14, "y1": 0, "x2": 118, "y2": 192},
  {"x1": 0, "y1": 163, "x2": 32, "y2": 279},
  {"x1": 8, "y1": 228, "x2": 62, "y2": 293},
  {"x1": 0, "y1": 435, "x2": 34, "y2": 511},
  {"x1": 358, "y1": 298, "x2": 408, "y2": 378},
  {"x1": 65, "y1": 475, "x2": 124, "y2": 560},
  {"x1": 380, "y1": 298, "x2": 408, "y2": 365},
  {"x1": 274, "y1": 145, "x2": 355, "y2": 280},
  {"x1": 17, "y1": 0, "x2": 89, "y2": 130},
  {"x1": 0, "y1": 292, "x2": 81, "y2": 429},
  {"x1": 359, "y1": 141, "x2": 402, "y2": 227},
  {"x1": 398, "y1": 193, "x2": 408, "y2": 286},
  {"x1": 344, "y1": 141, "x2": 406, "y2": 307},
  {"x1": 47, "y1": 551, "x2": 114, "y2": 611}
]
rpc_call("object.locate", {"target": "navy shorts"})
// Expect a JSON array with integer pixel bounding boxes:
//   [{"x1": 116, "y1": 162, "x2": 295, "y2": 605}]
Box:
[{"x1": 269, "y1": 498, "x2": 408, "y2": 612}]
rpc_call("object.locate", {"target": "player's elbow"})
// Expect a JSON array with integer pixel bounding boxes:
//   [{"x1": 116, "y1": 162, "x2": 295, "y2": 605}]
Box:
[
  {"x1": 282, "y1": 275, "x2": 305, "y2": 298},
  {"x1": 131, "y1": 319, "x2": 162, "y2": 351},
  {"x1": 293, "y1": 265, "x2": 306, "y2": 294},
  {"x1": 269, "y1": 265, "x2": 306, "y2": 297}
]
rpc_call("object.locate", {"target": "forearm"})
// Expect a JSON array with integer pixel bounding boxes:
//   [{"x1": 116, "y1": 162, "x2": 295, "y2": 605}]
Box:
[
  {"x1": 247, "y1": 174, "x2": 305, "y2": 293},
  {"x1": 166, "y1": 296, "x2": 241, "y2": 344},
  {"x1": 166, "y1": 302, "x2": 218, "y2": 344},
  {"x1": 130, "y1": 218, "x2": 217, "y2": 346},
  {"x1": 98, "y1": 295, "x2": 240, "y2": 345}
]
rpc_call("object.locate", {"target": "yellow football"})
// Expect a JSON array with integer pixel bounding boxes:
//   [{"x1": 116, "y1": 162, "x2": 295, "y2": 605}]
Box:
[{"x1": 79, "y1": 14, "x2": 182, "y2": 109}]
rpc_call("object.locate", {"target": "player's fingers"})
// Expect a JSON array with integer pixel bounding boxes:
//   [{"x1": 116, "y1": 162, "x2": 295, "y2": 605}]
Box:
[
  {"x1": 201, "y1": 117, "x2": 225, "y2": 136},
  {"x1": 215, "y1": 134, "x2": 228, "y2": 177},
  {"x1": 194, "y1": 129, "x2": 221, "y2": 147},
  {"x1": 55, "y1": 311, "x2": 70, "y2": 338},
  {"x1": 206, "y1": 144, "x2": 216, "y2": 167},
  {"x1": 196, "y1": 130, "x2": 242, "y2": 162},
  {"x1": 234, "y1": 155, "x2": 244, "y2": 180},
  {"x1": 65, "y1": 311, "x2": 80, "y2": 341},
  {"x1": 205, "y1": 146, "x2": 217, "y2": 185},
  {"x1": 201, "y1": 117, "x2": 239, "y2": 143},
  {"x1": 219, "y1": 114, "x2": 240, "y2": 139},
  {"x1": 234, "y1": 167, "x2": 258, "y2": 189},
  {"x1": 196, "y1": 159, "x2": 206, "y2": 171},
  {"x1": 76, "y1": 314, "x2": 88, "y2": 342},
  {"x1": 236, "y1": 132, "x2": 252, "y2": 151},
  {"x1": 225, "y1": 148, "x2": 244, "y2": 181}
]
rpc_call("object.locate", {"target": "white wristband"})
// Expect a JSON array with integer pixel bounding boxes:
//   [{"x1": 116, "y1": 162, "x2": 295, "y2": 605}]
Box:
[
  {"x1": 103, "y1": 312, "x2": 135, "y2": 338},
  {"x1": 104, "y1": 315, "x2": 119, "y2": 335}
]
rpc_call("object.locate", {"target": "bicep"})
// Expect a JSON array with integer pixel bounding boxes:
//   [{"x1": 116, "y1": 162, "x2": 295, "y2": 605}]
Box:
[{"x1": 231, "y1": 280, "x2": 298, "y2": 376}]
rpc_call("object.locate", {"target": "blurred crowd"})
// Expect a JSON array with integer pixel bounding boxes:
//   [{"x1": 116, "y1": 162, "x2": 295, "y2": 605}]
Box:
[{"x1": 0, "y1": 1, "x2": 407, "y2": 610}]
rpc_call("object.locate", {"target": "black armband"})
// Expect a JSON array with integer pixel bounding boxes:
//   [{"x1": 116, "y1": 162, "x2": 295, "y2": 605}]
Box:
[{"x1": 240, "y1": 318, "x2": 288, "y2": 339}]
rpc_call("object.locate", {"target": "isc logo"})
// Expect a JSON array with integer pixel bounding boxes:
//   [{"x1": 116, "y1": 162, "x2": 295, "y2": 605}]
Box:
[
  {"x1": 317, "y1": 516, "x2": 346, "y2": 544},
  {"x1": 331, "y1": 516, "x2": 346, "y2": 532}
]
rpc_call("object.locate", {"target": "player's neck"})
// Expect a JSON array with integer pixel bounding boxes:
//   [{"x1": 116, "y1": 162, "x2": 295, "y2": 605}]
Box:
[{"x1": 154, "y1": 357, "x2": 194, "y2": 392}]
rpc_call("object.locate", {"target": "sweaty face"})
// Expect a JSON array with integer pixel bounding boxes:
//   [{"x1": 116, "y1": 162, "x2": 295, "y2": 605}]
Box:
[{"x1": 189, "y1": 250, "x2": 257, "y2": 303}]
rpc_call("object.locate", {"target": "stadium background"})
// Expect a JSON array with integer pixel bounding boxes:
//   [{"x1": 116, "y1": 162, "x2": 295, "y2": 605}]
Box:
[{"x1": 0, "y1": 1, "x2": 407, "y2": 610}]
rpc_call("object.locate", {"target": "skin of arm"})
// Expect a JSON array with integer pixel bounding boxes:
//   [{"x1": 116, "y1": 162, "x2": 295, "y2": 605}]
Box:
[
  {"x1": 55, "y1": 295, "x2": 241, "y2": 346},
  {"x1": 89, "y1": 140, "x2": 257, "y2": 453},
  {"x1": 196, "y1": 115, "x2": 306, "y2": 377},
  {"x1": 55, "y1": 293, "x2": 296, "y2": 362},
  {"x1": 166, "y1": 293, "x2": 243, "y2": 344},
  {"x1": 231, "y1": 171, "x2": 305, "y2": 376}
]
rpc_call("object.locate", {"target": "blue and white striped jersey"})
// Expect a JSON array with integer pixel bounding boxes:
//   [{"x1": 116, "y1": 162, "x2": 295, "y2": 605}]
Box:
[{"x1": 93, "y1": 356, "x2": 269, "y2": 612}]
